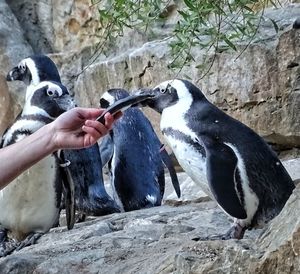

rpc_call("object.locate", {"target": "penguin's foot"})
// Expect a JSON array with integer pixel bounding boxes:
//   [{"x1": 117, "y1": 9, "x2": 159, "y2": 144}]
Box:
[
  {"x1": 0, "y1": 232, "x2": 43, "y2": 257},
  {"x1": 15, "y1": 232, "x2": 43, "y2": 252},
  {"x1": 76, "y1": 213, "x2": 86, "y2": 223},
  {"x1": 192, "y1": 224, "x2": 246, "y2": 241},
  {"x1": 79, "y1": 196, "x2": 121, "y2": 217}
]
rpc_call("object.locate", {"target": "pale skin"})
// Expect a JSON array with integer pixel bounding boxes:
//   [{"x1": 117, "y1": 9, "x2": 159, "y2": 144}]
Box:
[{"x1": 0, "y1": 107, "x2": 121, "y2": 190}]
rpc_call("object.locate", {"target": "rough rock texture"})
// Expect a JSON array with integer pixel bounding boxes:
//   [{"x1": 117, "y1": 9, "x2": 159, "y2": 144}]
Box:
[
  {"x1": 0, "y1": 182, "x2": 299, "y2": 273},
  {"x1": 2, "y1": 1, "x2": 300, "y2": 150},
  {"x1": 72, "y1": 25, "x2": 300, "y2": 149},
  {"x1": 0, "y1": 1, "x2": 299, "y2": 273},
  {"x1": 0, "y1": 199, "x2": 254, "y2": 273},
  {"x1": 0, "y1": 76, "x2": 15, "y2": 135},
  {"x1": 0, "y1": 159, "x2": 298, "y2": 273},
  {"x1": 0, "y1": 0, "x2": 33, "y2": 129}
]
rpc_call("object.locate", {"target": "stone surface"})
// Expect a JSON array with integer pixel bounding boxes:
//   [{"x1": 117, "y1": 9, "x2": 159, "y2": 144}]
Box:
[
  {"x1": 0, "y1": 76, "x2": 16, "y2": 136},
  {"x1": 0, "y1": 199, "x2": 247, "y2": 273},
  {"x1": 0, "y1": 0, "x2": 33, "y2": 130},
  {"x1": 0, "y1": 1, "x2": 299, "y2": 273},
  {"x1": 70, "y1": 4, "x2": 300, "y2": 149},
  {"x1": 2, "y1": 1, "x2": 300, "y2": 150},
  {"x1": 1, "y1": 183, "x2": 300, "y2": 273}
]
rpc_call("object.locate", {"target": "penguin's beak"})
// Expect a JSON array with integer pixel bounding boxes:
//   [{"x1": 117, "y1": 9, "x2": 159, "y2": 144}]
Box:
[
  {"x1": 133, "y1": 88, "x2": 156, "y2": 107},
  {"x1": 6, "y1": 67, "x2": 23, "y2": 81}
]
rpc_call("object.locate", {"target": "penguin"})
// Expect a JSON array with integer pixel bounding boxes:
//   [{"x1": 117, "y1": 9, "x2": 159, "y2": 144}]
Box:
[
  {"x1": 0, "y1": 81, "x2": 75, "y2": 256},
  {"x1": 293, "y1": 18, "x2": 300, "y2": 29},
  {"x1": 6, "y1": 54, "x2": 121, "y2": 218},
  {"x1": 99, "y1": 88, "x2": 180, "y2": 212},
  {"x1": 136, "y1": 79, "x2": 295, "y2": 239}
]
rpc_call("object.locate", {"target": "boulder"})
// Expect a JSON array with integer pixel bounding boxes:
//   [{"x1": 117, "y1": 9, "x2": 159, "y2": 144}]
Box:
[
  {"x1": 0, "y1": 0, "x2": 33, "y2": 131},
  {"x1": 71, "y1": 4, "x2": 300, "y2": 149}
]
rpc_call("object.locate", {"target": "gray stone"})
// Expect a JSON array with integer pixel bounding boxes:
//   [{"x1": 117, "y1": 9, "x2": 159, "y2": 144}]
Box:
[
  {"x1": 0, "y1": 0, "x2": 33, "y2": 131},
  {"x1": 71, "y1": 4, "x2": 300, "y2": 149}
]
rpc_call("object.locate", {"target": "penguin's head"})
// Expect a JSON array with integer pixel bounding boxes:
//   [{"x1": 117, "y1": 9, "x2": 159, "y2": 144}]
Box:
[
  {"x1": 23, "y1": 81, "x2": 74, "y2": 119},
  {"x1": 6, "y1": 54, "x2": 61, "y2": 86},
  {"x1": 99, "y1": 88, "x2": 130, "y2": 108},
  {"x1": 136, "y1": 79, "x2": 204, "y2": 113}
]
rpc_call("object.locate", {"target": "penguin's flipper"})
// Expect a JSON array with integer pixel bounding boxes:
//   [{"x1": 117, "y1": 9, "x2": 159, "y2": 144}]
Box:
[
  {"x1": 201, "y1": 136, "x2": 247, "y2": 219},
  {"x1": 99, "y1": 135, "x2": 114, "y2": 168},
  {"x1": 160, "y1": 145, "x2": 181, "y2": 198},
  {"x1": 58, "y1": 151, "x2": 76, "y2": 230}
]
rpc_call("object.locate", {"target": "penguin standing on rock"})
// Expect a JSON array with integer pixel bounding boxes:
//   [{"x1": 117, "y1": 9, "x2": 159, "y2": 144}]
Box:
[
  {"x1": 6, "y1": 54, "x2": 120, "y2": 218},
  {"x1": 0, "y1": 81, "x2": 75, "y2": 256},
  {"x1": 137, "y1": 79, "x2": 295, "y2": 239},
  {"x1": 99, "y1": 88, "x2": 180, "y2": 211}
]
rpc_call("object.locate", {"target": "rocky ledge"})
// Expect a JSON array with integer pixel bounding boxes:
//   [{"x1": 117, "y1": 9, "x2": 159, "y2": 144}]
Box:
[{"x1": 0, "y1": 158, "x2": 299, "y2": 274}]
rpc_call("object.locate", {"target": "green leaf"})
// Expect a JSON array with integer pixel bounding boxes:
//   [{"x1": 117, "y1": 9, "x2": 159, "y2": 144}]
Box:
[
  {"x1": 177, "y1": 10, "x2": 189, "y2": 21},
  {"x1": 223, "y1": 37, "x2": 237, "y2": 51},
  {"x1": 183, "y1": 74, "x2": 192, "y2": 80},
  {"x1": 183, "y1": 0, "x2": 195, "y2": 10}
]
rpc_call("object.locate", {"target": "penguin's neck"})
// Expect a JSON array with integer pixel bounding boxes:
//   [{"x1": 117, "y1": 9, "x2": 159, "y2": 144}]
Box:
[
  {"x1": 161, "y1": 96, "x2": 193, "y2": 135},
  {"x1": 22, "y1": 102, "x2": 52, "y2": 119}
]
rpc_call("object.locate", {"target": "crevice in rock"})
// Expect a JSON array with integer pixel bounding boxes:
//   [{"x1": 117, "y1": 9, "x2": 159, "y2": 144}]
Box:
[{"x1": 6, "y1": 0, "x2": 53, "y2": 54}]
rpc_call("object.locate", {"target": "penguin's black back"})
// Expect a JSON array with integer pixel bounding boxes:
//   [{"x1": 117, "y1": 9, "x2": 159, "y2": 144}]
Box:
[
  {"x1": 112, "y1": 107, "x2": 164, "y2": 211},
  {"x1": 186, "y1": 97, "x2": 294, "y2": 225}
]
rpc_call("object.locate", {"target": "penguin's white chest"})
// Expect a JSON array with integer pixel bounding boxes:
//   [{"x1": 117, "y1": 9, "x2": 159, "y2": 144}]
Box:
[
  {"x1": 161, "y1": 104, "x2": 213, "y2": 198},
  {"x1": 0, "y1": 155, "x2": 59, "y2": 240},
  {"x1": 163, "y1": 135, "x2": 212, "y2": 198}
]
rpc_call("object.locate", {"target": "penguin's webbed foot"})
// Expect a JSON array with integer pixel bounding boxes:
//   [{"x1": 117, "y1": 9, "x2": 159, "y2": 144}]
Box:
[
  {"x1": 192, "y1": 224, "x2": 246, "y2": 241},
  {"x1": 0, "y1": 232, "x2": 44, "y2": 257},
  {"x1": 15, "y1": 232, "x2": 43, "y2": 252},
  {"x1": 76, "y1": 212, "x2": 86, "y2": 223}
]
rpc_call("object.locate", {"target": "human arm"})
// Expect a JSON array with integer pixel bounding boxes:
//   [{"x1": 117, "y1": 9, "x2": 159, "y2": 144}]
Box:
[{"x1": 0, "y1": 107, "x2": 120, "y2": 189}]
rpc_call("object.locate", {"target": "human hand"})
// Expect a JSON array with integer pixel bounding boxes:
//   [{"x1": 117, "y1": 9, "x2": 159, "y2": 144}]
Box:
[{"x1": 49, "y1": 107, "x2": 121, "y2": 150}]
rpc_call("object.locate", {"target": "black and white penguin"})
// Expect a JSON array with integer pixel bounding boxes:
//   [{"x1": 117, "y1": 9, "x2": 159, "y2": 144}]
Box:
[
  {"x1": 99, "y1": 88, "x2": 180, "y2": 212},
  {"x1": 6, "y1": 54, "x2": 61, "y2": 85},
  {"x1": 0, "y1": 81, "x2": 75, "y2": 256},
  {"x1": 137, "y1": 79, "x2": 295, "y2": 239},
  {"x1": 6, "y1": 55, "x2": 120, "y2": 217}
]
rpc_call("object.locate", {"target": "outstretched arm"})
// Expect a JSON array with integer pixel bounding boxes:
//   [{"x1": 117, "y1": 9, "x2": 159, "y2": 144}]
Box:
[{"x1": 0, "y1": 107, "x2": 120, "y2": 190}]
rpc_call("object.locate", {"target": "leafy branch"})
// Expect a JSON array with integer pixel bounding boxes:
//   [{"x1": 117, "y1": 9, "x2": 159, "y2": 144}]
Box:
[{"x1": 89, "y1": 0, "x2": 280, "y2": 76}]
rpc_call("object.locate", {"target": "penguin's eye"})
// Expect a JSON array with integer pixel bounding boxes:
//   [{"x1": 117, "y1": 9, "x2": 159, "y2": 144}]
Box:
[
  {"x1": 47, "y1": 89, "x2": 55, "y2": 96},
  {"x1": 160, "y1": 88, "x2": 167, "y2": 94}
]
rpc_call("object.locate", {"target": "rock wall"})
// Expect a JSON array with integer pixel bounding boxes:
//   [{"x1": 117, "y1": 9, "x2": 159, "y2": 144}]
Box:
[
  {"x1": 1, "y1": 0, "x2": 300, "y2": 151},
  {"x1": 0, "y1": 173, "x2": 299, "y2": 273},
  {"x1": 0, "y1": 1, "x2": 300, "y2": 273}
]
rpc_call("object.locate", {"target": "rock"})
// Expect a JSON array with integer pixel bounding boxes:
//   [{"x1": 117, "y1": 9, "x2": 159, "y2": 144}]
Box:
[
  {"x1": 0, "y1": 0, "x2": 32, "y2": 75},
  {"x1": 7, "y1": 0, "x2": 53, "y2": 53},
  {"x1": 0, "y1": 76, "x2": 18, "y2": 135},
  {"x1": 3, "y1": 1, "x2": 299, "y2": 150},
  {"x1": 71, "y1": 4, "x2": 300, "y2": 149},
  {"x1": 1, "y1": 155, "x2": 299, "y2": 273},
  {"x1": 283, "y1": 158, "x2": 300, "y2": 182},
  {"x1": 0, "y1": 0, "x2": 33, "y2": 131},
  {"x1": 1, "y1": 184, "x2": 299, "y2": 273},
  {"x1": 0, "y1": 200, "x2": 236, "y2": 273},
  {"x1": 253, "y1": 184, "x2": 300, "y2": 273}
]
